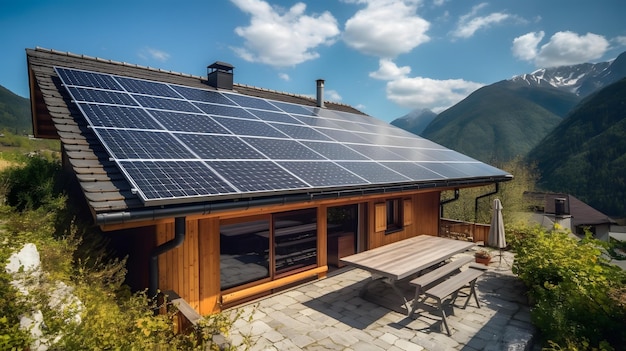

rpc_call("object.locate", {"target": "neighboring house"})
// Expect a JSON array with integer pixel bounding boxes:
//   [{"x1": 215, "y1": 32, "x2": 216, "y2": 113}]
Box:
[
  {"x1": 27, "y1": 47, "x2": 512, "y2": 315},
  {"x1": 525, "y1": 192, "x2": 617, "y2": 242}
]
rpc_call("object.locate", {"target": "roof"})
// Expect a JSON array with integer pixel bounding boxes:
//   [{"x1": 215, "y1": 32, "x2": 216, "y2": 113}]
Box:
[
  {"x1": 525, "y1": 192, "x2": 616, "y2": 226},
  {"x1": 27, "y1": 47, "x2": 512, "y2": 226}
]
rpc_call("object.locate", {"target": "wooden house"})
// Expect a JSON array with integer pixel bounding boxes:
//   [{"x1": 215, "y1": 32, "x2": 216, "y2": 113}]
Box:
[
  {"x1": 26, "y1": 47, "x2": 512, "y2": 315},
  {"x1": 525, "y1": 191, "x2": 617, "y2": 241}
]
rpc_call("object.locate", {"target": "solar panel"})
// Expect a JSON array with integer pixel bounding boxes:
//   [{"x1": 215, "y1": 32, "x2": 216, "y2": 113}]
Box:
[
  {"x1": 381, "y1": 162, "x2": 446, "y2": 181},
  {"x1": 149, "y1": 110, "x2": 230, "y2": 134},
  {"x1": 212, "y1": 116, "x2": 286, "y2": 138},
  {"x1": 270, "y1": 123, "x2": 333, "y2": 141},
  {"x1": 116, "y1": 77, "x2": 181, "y2": 98},
  {"x1": 226, "y1": 93, "x2": 280, "y2": 111},
  {"x1": 246, "y1": 109, "x2": 302, "y2": 124},
  {"x1": 79, "y1": 103, "x2": 163, "y2": 129},
  {"x1": 96, "y1": 129, "x2": 194, "y2": 160},
  {"x1": 278, "y1": 161, "x2": 368, "y2": 187},
  {"x1": 300, "y1": 141, "x2": 368, "y2": 160},
  {"x1": 194, "y1": 103, "x2": 258, "y2": 119},
  {"x1": 56, "y1": 67, "x2": 122, "y2": 90},
  {"x1": 68, "y1": 87, "x2": 138, "y2": 105},
  {"x1": 242, "y1": 138, "x2": 325, "y2": 160},
  {"x1": 207, "y1": 161, "x2": 308, "y2": 192},
  {"x1": 134, "y1": 95, "x2": 199, "y2": 113},
  {"x1": 55, "y1": 66, "x2": 509, "y2": 205},
  {"x1": 171, "y1": 85, "x2": 236, "y2": 105},
  {"x1": 120, "y1": 160, "x2": 236, "y2": 200},
  {"x1": 337, "y1": 162, "x2": 410, "y2": 183},
  {"x1": 176, "y1": 134, "x2": 265, "y2": 160}
]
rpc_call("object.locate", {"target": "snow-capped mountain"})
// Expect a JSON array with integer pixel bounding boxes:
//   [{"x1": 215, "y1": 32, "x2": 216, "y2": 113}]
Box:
[{"x1": 510, "y1": 51, "x2": 626, "y2": 97}]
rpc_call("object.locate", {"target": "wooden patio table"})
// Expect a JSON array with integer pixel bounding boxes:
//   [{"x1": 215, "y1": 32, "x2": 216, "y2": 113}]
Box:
[{"x1": 340, "y1": 235, "x2": 475, "y2": 314}]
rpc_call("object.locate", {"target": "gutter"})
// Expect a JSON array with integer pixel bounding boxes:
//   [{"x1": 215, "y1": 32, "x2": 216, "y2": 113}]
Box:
[
  {"x1": 439, "y1": 188, "x2": 460, "y2": 217},
  {"x1": 96, "y1": 176, "x2": 512, "y2": 227},
  {"x1": 474, "y1": 182, "x2": 500, "y2": 223},
  {"x1": 149, "y1": 216, "x2": 186, "y2": 298}
]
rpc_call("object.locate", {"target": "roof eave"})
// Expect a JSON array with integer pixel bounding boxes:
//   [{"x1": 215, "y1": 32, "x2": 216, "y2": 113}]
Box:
[{"x1": 95, "y1": 175, "x2": 512, "y2": 227}]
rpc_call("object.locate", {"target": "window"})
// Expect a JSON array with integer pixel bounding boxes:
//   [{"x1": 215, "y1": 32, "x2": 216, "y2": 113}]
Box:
[
  {"x1": 375, "y1": 199, "x2": 406, "y2": 234},
  {"x1": 386, "y1": 199, "x2": 403, "y2": 233}
]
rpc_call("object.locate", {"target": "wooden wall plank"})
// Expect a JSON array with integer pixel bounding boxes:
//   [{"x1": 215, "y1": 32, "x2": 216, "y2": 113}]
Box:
[
  {"x1": 198, "y1": 218, "x2": 221, "y2": 315},
  {"x1": 317, "y1": 206, "x2": 327, "y2": 275},
  {"x1": 188, "y1": 220, "x2": 200, "y2": 311}
]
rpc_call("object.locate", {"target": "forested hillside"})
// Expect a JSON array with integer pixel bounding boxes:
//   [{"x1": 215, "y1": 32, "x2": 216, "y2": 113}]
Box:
[
  {"x1": 0, "y1": 85, "x2": 31, "y2": 135},
  {"x1": 421, "y1": 80, "x2": 579, "y2": 163},
  {"x1": 528, "y1": 78, "x2": 626, "y2": 217}
]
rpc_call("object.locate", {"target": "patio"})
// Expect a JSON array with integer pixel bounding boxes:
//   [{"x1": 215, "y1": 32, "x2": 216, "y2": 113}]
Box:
[{"x1": 227, "y1": 249, "x2": 536, "y2": 351}]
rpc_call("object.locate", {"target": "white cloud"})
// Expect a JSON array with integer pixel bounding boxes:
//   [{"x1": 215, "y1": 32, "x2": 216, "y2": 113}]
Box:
[
  {"x1": 451, "y1": 3, "x2": 511, "y2": 39},
  {"x1": 368, "y1": 59, "x2": 482, "y2": 112},
  {"x1": 139, "y1": 47, "x2": 171, "y2": 62},
  {"x1": 387, "y1": 76, "x2": 483, "y2": 112},
  {"x1": 513, "y1": 31, "x2": 610, "y2": 67},
  {"x1": 326, "y1": 89, "x2": 343, "y2": 101},
  {"x1": 231, "y1": 0, "x2": 339, "y2": 67},
  {"x1": 613, "y1": 36, "x2": 626, "y2": 46},
  {"x1": 278, "y1": 73, "x2": 290, "y2": 81},
  {"x1": 343, "y1": 0, "x2": 430, "y2": 58},
  {"x1": 512, "y1": 31, "x2": 544, "y2": 61},
  {"x1": 369, "y1": 59, "x2": 411, "y2": 80}
]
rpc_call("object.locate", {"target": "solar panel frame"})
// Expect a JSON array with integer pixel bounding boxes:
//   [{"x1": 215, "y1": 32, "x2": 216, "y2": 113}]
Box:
[{"x1": 55, "y1": 66, "x2": 510, "y2": 206}]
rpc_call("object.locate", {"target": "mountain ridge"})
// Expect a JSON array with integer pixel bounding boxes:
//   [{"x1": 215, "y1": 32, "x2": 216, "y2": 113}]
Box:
[{"x1": 527, "y1": 78, "x2": 626, "y2": 217}]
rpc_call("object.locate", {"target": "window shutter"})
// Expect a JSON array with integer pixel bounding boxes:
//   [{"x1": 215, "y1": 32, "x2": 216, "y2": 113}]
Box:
[
  {"x1": 375, "y1": 202, "x2": 387, "y2": 232},
  {"x1": 403, "y1": 199, "x2": 413, "y2": 226}
]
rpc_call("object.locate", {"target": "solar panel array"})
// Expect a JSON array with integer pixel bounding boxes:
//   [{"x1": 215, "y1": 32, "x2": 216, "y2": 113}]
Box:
[{"x1": 55, "y1": 67, "x2": 508, "y2": 205}]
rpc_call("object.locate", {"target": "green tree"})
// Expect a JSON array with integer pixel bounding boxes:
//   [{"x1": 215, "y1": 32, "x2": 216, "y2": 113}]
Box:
[{"x1": 441, "y1": 157, "x2": 538, "y2": 224}]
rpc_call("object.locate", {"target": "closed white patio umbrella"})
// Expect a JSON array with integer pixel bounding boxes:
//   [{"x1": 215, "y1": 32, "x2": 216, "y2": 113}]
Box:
[{"x1": 488, "y1": 198, "x2": 506, "y2": 263}]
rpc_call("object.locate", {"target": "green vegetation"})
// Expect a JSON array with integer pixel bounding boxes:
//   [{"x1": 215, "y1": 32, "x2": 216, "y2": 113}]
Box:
[
  {"x1": 528, "y1": 78, "x2": 626, "y2": 218},
  {"x1": 0, "y1": 156, "x2": 253, "y2": 350},
  {"x1": 422, "y1": 80, "x2": 578, "y2": 164},
  {"x1": 441, "y1": 157, "x2": 539, "y2": 224},
  {"x1": 509, "y1": 224, "x2": 626, "y2": 350},
  {"x1": 0, "y1": 85, "x2": 32, "y2": 135}
]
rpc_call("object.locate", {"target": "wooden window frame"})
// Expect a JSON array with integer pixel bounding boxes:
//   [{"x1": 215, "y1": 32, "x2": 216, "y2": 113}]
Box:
[{"x1": 375, "y1": 198, "x2": 411, "y2": 234}]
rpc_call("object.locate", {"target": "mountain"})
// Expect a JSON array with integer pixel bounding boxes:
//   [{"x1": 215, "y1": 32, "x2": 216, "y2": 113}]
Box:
[
  {"x1": 390, "y1": 108, "x2": 437, "y2": 135},
  {"x1": 527, "y1": 78, "x2": 626, "y2": 218},
  {"x1": 0, "y1": 84, "x2": 31, "y2": 134},
  {"x1": 510, "y1": 51, "x2": 626, "y2": 97},
  {"x1": 420, "y1": 80, "x2": 580, "y2": 163},
  {"x1": 394, "y1": 52, "x2": 626, "y2": 164}
]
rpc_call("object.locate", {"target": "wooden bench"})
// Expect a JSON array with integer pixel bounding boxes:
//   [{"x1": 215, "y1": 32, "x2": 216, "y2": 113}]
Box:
[
  {"x1": 408, "y1": 255, "x2": 474, "y2": 316},
  {"x1": 423, "y1": 266, "x2": 486, "y2": 335}
]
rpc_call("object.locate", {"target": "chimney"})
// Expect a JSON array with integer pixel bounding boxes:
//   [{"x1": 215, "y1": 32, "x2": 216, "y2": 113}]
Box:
[
  {"x1": 207, "y1": 61, "x2": 234, "y2": 90},
  {"x1": 316, "y1": 79, "x2": 325, "y2": 108}
]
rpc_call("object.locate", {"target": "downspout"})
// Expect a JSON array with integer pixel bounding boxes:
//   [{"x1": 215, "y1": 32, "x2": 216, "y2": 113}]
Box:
[
  {"x1": 474, "y1": 183, "x2": 499, "y2": 223},
  {"x1": 149, "y1": 216, "x2": 186, "y2": 298},
  {"x1": 439, "y1": 188, "x2": 460, "y2": 218}
]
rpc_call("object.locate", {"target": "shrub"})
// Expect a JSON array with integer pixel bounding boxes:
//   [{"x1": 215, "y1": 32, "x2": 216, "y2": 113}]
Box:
[
  {"x1": 0, "y1": 156, "x2": 252, "y2": 350},
  {"x1": 511, "y1": 224, "x2": 626, "y2": 349},
  {"x1": 0, "y1": 156, "x2": 63, "y2": 211}
]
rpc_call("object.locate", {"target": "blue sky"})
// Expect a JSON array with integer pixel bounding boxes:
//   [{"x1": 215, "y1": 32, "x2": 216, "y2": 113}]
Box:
[{"x1": 1, "y1": 0, "x2": 625, "y2": 122}]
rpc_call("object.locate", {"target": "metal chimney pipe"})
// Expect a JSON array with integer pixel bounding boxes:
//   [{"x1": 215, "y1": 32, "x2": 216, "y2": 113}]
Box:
[{"x1": 316, "y1": 79, "x2": 325, "y2": 108}]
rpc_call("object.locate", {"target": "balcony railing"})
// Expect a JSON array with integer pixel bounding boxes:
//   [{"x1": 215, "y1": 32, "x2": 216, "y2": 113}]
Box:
[{"x1": 440, "y1": 218, "x2": 490, "y2": 243}]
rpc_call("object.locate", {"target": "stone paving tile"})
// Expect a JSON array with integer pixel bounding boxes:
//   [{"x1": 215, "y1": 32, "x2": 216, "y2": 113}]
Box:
[{"x1": 230, "y1": 250, "x2": 535, "y2": 350}]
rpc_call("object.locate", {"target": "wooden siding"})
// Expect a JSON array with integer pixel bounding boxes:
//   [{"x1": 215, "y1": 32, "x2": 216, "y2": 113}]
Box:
[
  {"x1": 150, "y1": 189, "x2": 443, "y2": 315},
  {"x1": 367, "y1": 192, "x2": 440, "y2": 249}
]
